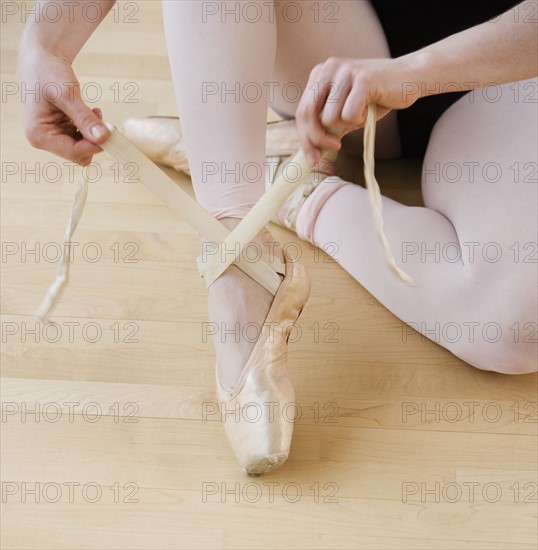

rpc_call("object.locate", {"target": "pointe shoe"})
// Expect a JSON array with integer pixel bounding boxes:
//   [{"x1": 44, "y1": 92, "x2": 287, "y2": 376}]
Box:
[
  {"x1": 214, "y1": 247, "x2": 311, "y2": 476},
  {"x1": 121, "y1": 116, "x2": 191, "y2": 174},
  {"x1": 265, "y1": 153, "x2": 336, "y2": 234},
  {"x1": 121, "y1": 116, "x2": 301, "y2": 176},
  {"x1": 37, "y1": 120, "x2": 314, "y2": 475}
]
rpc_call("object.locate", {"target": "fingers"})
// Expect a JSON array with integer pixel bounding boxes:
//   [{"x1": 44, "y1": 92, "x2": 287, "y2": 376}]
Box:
[
  {"x1": 296, "y1": 57, "x2": 399, "y2": 164},
  {"x1": 25, "y1": 91, "x2": 109, "y2": 165},
  {"x1": 296, "y1": 61, "x2": 343, "y2": 165},
  {"x1": 58, "y1": 90, "x2": 109, "y2": 144},
  {"x1": 25, "y1": 110, "x2": 104, "y2": 166},
  {"x1": 48, "y1": 88, "x2": 110, "y2": 165},
  {"x1": 39, "y1": 130, "x2": 104, "y2": 166},
  {"x1": 319, "y1": 72, "x2": 352, "y2": 129},
  {"x1": 341, "y1": 77, "x2": 369, "y2": 128}
]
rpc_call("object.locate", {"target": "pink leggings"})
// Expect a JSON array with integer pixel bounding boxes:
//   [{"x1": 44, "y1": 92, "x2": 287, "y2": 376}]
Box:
[{"x1": 162, "y1": 0, "x2": 537, "y2": 375}]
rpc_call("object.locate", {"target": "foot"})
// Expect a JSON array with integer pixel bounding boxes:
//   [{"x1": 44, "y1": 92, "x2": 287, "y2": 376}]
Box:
[
  {"x1": 204, "y1": 217, "x2": 285, "y2": 390},
  {"x1": 268, "y1": 152, "x2": 336, "y2": 234}
]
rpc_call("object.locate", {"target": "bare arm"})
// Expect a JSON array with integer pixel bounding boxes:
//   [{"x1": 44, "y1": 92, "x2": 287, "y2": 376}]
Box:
[
  {"x1": 18, "y1": 0, "x2": 116, "y2": 164},
  {"x1": 403, "y1": 1, "x2": 538, "y2": 101},
  {"x1": 21, "y1": 0, "x2": 117, "y2": 62}
]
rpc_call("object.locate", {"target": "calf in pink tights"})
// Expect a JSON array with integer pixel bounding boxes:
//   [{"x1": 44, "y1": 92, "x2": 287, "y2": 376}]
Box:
[{"x1": 162, "y1": 0, "x2": 537, "y2": 376}]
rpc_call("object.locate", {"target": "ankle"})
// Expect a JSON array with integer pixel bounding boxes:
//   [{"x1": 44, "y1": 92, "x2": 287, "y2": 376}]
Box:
[{"x1": 207, "y1": 217, "x2": 284, "y2": 266}]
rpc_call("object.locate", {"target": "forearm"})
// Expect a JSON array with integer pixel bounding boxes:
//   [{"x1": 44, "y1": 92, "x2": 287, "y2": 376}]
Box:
[
  {"x1": 20, "y1": 0, "x2": 116, "y2": 63},
  {"x1": 399, "y1": 1, "x2": 538, "y2": 100}
]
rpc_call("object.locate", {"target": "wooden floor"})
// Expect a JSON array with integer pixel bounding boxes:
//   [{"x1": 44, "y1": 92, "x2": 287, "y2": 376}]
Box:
[{"x1": 1, "y1": 2, "x2": 536, "y2": 549}]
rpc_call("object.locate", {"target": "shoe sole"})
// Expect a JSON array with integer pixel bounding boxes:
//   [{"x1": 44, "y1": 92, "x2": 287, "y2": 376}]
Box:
[{"x1": 245, "y1": 452, "x2": 289, "y2": 477}]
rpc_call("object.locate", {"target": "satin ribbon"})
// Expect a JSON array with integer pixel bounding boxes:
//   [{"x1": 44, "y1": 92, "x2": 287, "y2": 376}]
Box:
[{"x1": 34, "y1": 104, "x2": 412, "y2": 323}]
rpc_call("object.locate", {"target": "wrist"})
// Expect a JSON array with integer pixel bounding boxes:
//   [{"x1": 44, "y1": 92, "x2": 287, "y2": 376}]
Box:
[
  {"x1": 20, "y1": 21, "x2": 77, "y2": 65},
  {"x1": 384, "y1": 52, "x2": 431, "y2": 107},
  {"x1": 396, "y1": 50, "x2": 438, "y2": 102}
]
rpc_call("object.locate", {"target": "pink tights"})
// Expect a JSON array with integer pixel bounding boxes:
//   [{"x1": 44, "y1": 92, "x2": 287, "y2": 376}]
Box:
[{"x1": 162, "y1": 0, "x2": 537, "y2": 375}]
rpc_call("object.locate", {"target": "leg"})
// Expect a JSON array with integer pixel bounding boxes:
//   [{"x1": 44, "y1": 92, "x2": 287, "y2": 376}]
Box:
[
  {"x1": 162, "y1": 0, "x2": 400, "y2": 387},
  {"x1": 295, "y1": 79, "x2": 538, "y2": 374},
  {"x1": 163, "y1": 0, "x2": 283, "y2": 388},
  {"x1": 162, "y1": 0, "x2": 275, "y2": 218}
]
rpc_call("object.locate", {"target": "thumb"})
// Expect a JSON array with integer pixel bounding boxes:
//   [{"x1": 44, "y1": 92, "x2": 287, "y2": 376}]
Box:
[{"x1": 60, "y1": 92, "x2": 109, "y2": 144}]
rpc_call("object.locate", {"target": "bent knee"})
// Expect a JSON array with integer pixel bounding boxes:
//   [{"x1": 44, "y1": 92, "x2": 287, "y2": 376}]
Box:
[{"x1": 456, "y1": 337, "x2": 537, "y2": 375}]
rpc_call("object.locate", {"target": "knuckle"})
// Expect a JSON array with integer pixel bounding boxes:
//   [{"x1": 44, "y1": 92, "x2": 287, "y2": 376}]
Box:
[
  {"x1": 24, "y1": 126, "x2": 43, "y2": 149},
  {"x1": 353, "y1": 71, "x2": 371, "y2": 89},
  {"x1": 296, "y1": 97, "x2": 307, "y2": 114},
  {"x1": 309, "y1": 132, "x2": 326, "y2": 148},
  {"x1": 341, "y1": 109, "x2": 360, "y2": 125},
  {"x1": 321, "y1": 111, "x2": 338, "y2": 127},
  {"x1": 312, "y1": 63, "x2": 324, "y2": 75},
  {"x1": 325, "y1": 56, "x2": 341, "y2": 69},
  {"x1": 43, "y1": 86, "x2": 60, "y2": 103},
  {"x1": 295, "y1": 105, "x2": 306, "y2": 122}
]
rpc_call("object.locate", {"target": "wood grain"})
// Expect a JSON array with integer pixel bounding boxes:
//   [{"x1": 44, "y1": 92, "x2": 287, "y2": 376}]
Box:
[{"x1": 1, "y1": 2, "x2": 536, "y2": 548}]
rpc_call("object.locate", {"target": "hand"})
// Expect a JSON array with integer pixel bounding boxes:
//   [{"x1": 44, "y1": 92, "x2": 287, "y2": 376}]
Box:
[
  {"x1": 296, "y1": 56, "x2": 421, "y2": 164},
  {"x1": 18, "y1": 44, "x2": 110, "y2": 165}
]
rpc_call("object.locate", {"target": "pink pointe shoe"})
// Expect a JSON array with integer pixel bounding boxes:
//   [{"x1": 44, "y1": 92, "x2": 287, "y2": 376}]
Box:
[
  {"x1": 121, "y1": 116, "x2": 301, "y2": 176},
  {"x1": 121, "y1": 116, "x2": 314, "y2": 474},
  {"x1": 213, "y1": 247, "x2": 310, "y2": 476}
]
